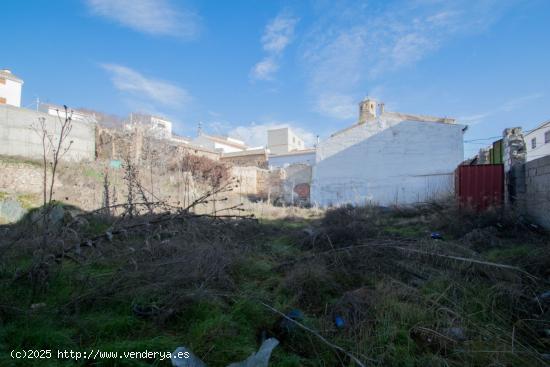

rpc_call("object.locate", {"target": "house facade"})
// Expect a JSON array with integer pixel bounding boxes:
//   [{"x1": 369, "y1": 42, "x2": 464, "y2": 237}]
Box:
[
  {"x1": 0, "y1": 69, "x2": 23, "y2": 107},
  {"x1": 193, "y1": 134, "x2": 248, "y2": 153},
  {"x1": 525, "y1": 120, "x2": 550, "y2": 162},
  {"x1": 311, "y1": 98, "x2": 465, "y2": 207},
  {"x1": 267, "y1": 127, "x2": 305, "y2": 155}
]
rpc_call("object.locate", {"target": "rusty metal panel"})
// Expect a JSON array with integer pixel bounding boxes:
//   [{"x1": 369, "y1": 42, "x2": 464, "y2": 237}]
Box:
[{"x1": 455, "y1": 164, "x2": 504, "y2": 210}]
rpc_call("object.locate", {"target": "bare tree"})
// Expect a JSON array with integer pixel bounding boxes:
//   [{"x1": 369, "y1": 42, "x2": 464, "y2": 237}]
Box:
[{"x1": 32, "y1": 105, "x2": 74, "y2": 243}]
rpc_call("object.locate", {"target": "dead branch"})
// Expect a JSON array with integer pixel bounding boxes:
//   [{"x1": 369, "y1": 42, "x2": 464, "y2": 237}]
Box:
[{"x1": 260, "y1": 301, "x2": 372, "y2": 367}]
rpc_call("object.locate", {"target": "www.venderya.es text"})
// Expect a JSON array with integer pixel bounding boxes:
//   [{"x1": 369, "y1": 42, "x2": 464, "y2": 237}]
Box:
[{"x1": 10, "y1": 349, "x2": 189, "y2": 361}]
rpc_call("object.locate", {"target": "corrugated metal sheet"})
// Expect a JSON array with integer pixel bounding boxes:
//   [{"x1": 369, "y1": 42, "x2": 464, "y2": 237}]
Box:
[{"x1": 455, "y1": 164, "x2": 504, "y2": 210}]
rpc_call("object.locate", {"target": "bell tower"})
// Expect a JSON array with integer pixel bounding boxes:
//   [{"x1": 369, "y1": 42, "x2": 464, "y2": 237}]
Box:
[{"x1": 358, "y1": 97, "x2": 377, "y2": 124}]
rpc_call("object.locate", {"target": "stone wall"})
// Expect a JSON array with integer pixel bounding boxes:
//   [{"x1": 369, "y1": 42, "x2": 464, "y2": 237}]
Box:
[
  {"x1": 0, "y1": 104, "x2": 96, "y2": 162},
  {"x1": 0, "y1": 161, "x2": 45, "y2": 194},
  {"x1": 221, "y1": 152, "x2": 268, "y2": 169},
  {"x1": 96, "y1": 126, "x2": 220, "y2": 163}
]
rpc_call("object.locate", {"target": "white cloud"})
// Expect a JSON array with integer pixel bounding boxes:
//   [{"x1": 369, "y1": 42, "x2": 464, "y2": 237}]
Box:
[
  {"x1": 86, "y1": 0, "x2": 200, "y2": 38},
  {"x1": 101, "y1": 63, "x2": 191, "y2": 109},
  {"x1": 459, "y1": 93, "x2": 544, "y2": 125},
  {"x1": 229, "y1": 122, "x2": 316, "y2": 148},
  {"x1": 316, "y1": 93, "x2": 357, "y2": 120},
  {"x1": 250, "y1": 12, "x2": 298, "y2": 81},
  {"x1": 251, "y1": 58, "x2": 279, "y2": 81},
  {"x1": 302, "y1": 0, "x2": 514, "y2": 119},
  {"x1": 262, "y1": 13, "x2": 299, "y2": 53}
]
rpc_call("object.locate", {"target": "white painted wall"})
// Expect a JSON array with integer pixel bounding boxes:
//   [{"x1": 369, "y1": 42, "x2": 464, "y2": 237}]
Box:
[
  {"x1": 193, "y1": 135, "x2": 244, "y2": 153},
  {"x1": 268, "y1": 127, "x2": 305, "y2": 154},
  {"x1": 525, "y1": 122, "x2": 550, "y2": 162},
  {"x1": 0, "y1": 104, "x2": 96, "y2": 162},
  {"x1": 311, "y1": 119, "x2": 464, "y2": 206},
  {"x1": 0, "y1": 78, "x2": 23, "y2": 107},
  {"x1": 268, "y1": 151, "x2": 316, "y2": 168}
]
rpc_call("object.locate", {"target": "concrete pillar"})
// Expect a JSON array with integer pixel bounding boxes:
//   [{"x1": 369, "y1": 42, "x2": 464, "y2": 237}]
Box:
[{"x1": 502, "y1": 127, "x2": 526, "y2": 206}]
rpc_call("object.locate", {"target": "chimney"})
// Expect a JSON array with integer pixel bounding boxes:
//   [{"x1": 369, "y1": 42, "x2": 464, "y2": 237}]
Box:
[{"x1": 358, "y1": 98, "x2": 377, "y2": 124}]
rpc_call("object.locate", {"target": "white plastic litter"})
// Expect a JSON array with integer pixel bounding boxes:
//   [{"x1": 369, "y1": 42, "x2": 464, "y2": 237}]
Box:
[{"x1": 171, "y1": 338, "x2": 279, "y2": 367}]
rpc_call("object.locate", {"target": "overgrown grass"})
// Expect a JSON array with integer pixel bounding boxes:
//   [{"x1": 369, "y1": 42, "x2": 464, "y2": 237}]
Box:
[
  {"x1": 0, "y1": 201, "x2": 548, "y2": 366},
  {"x1": 0, "y1": 154, "x2": 43, "y2": 167}
]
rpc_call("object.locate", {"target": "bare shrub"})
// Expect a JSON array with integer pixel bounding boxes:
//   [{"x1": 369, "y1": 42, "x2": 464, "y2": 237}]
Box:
[
  {"x1": 172, "y1": 154, "x2": 230, "y2": 189},
  {"x1": 282, "y1": 260, "x2": 342, "y2": 312}
]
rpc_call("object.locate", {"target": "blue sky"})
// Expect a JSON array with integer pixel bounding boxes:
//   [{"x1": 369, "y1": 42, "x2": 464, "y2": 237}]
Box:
[{"x1": 3, "y1": 0, "x2": 550, "y2": 157}]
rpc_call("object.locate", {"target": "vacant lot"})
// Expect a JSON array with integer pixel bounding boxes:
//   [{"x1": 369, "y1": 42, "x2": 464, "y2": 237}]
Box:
[{"x1": 0, "y1": 201, "x2": 549, "y2": 366}]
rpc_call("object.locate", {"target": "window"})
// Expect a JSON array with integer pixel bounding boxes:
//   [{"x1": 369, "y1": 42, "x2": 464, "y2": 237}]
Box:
[
  {"x1": 545, "y1": 130, "x2": 550, "y2": 144},
  {"x1": 0, "y1": 97, "x2": 5, "y2": 104},
  {"x1": 0, "y1": 78, "x2": 5, "y2": 84},
  {"x1": 531, "y1": 137, "x2": 536, "y2": 149}
]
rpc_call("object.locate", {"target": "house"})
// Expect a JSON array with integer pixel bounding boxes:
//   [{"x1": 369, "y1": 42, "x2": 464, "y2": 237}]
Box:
[
  {"x1": 193, "y1": 133, "x2": 248, "y2": 153},
  {"x1": 267, "y1": 127, "x2": 305, "y2": 154},
  {"x1": 124, "y1": 113, "x2": 173, "y2": 140},
  {"x1": 525, "y1": 120, "x2": 550, "y2": 162},
  {"x1": 266, "y1": 127, "x2": 315, "y2": 168},
  {"x1": 40, "y1": 103, "x2": 98, "y2": 124},
  {"x1": 311, "y1": 98, "x2": 465, "y2": 206},
  {"x1": 0, "y1": 69, "x2": 23, "y2": 107}
]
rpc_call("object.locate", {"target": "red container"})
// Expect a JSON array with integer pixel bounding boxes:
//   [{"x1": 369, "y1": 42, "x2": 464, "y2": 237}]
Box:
[{"x1": 455, "y1": 164, "x2": 504, "y2": 210}]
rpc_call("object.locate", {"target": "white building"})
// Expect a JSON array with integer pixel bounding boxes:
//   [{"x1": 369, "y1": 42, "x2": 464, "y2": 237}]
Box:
[
  {"x1": 149, "y1": 116, "x2": 172, "y2": 140},
  {"x1": 0, "y1": 69, "x2": 23, "y2": 107},
  {"x1": 40, "y1": 103, "x2": 98, "y2": 123},
  {"x1": 268, "y1": 149, "x2": 316, "y2": 168},
  {"x1": 525, "y1": 120, "x2": 550, "y2": 162},
  {"x1": 193, "y1": 133, "x2": 248, "y2": 153},
  {"x1": 267, "y1": 127, "x2": 305, "y2": 155},
  {"x1": 311, "y1": 98, "x2": 465, "y2": 207},
  {"x1": 124, "y1": 114, "x2": 173, "y2": 140}
]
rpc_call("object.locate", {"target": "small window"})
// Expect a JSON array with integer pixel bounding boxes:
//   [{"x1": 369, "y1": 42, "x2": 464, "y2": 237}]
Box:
[
  {"x1": 0, "y1": 97, "x2": 5, "y2": 104},
  {"x1": 531, "y1": 138, "x2": 536, "y2": 149},
  {"x1": 545, "y1": 130, "x2": 550, "y2": 144},
  {"x1": 0, "y1": 78, "x2": 5, "y2": 85}
]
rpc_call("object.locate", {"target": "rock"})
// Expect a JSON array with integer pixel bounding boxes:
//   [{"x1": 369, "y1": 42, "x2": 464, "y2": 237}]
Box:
[
  {"x1": 0, "y1": 198, "x2": 26, "y2": 223},
  {"x1": 30, "y1": 302, "x2": 46, "y2": 310}
]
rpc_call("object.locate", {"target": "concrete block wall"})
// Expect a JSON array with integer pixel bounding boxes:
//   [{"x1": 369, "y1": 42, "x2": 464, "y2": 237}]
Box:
[
  {"x1": 0, "y1": 105, "x2": 96, "y2": 162},
  {"x1": 521, "y1": 155, "x2": 550, "y2": 229}
]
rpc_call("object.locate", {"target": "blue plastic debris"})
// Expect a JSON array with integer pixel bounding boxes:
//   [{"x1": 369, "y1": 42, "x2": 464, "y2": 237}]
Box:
[
  {"x1": 334, "y1": 315, "x2": 345, "y2": 329},
  {"x1": 431, "y1": 232, "x2": 443, "y2": 240},
  {"x1": 279, "y1": 309, "x2": 304, "y2": 333}
]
